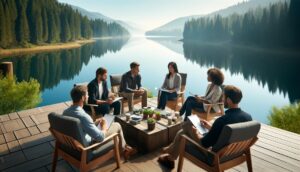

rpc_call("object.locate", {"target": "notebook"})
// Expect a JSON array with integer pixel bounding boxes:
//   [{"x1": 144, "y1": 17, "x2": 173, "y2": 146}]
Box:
[{"x1": 98, "y1": 115, "x2": 115, "y2": 129}]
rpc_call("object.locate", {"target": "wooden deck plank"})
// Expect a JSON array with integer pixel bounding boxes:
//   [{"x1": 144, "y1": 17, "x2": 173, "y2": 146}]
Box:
[{"x1": 0, "y1": 99, "x2": 299, "y2": 172}]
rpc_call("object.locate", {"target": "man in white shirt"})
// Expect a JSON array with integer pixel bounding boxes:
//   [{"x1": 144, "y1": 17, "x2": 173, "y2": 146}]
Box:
[{"x1": 88, "y1": 67, "x2": 121, "y2": 116}]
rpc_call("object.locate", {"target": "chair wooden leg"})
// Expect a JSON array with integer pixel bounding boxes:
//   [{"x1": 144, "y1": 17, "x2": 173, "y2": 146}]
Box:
[
  {"x1": 245, "y1": 149, "x2": 253, "y2": 172},
  {"x1": 80, "y1": 151, "x2": 88, "y2": 172},
  {"x1": 177, "y1": 137, "x2": 186, "y2": 172},
  {"x1": 114, "y1": 136, "x2": 121, "y2": 168},
  {"x1": 51, "y1": 142, "x2": 59, "y2": 172}
]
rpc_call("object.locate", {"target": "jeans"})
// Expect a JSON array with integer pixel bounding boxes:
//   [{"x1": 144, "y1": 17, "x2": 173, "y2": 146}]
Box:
[
  {"x1": 157, "y1": 91, "x2": 178, "y2": 110},
  {"x1": 95, "y1": 100, "x2": 121, "y2": 115},
  {"x1": 179, "y1": 96, "x2": 204, "y2": 120}
]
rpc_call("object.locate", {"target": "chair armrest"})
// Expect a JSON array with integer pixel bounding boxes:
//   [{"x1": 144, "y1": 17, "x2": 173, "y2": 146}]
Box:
[
  {"x1": 83, "y1": 133, "x2": 119, "y2": 151},
  {"x1": 181, "y1": 134, "x2": 216, "y2": 157},
  {"x1": 203, "y1": 102, "x2": 224, "y2": 106}
]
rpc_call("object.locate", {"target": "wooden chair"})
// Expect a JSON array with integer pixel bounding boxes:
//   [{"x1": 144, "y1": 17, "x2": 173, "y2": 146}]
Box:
[
  {"x1": 177, "y1": 121, "x2": 261, "y2": 172},
  {"x1": 157, "y1": 73, "x2": 187, "y2": 111},
  {"x1": 74, "y1": 83, "x2": 99, "y2": 121},
  {"x1": 109, "y1": 74, "x2": 142, "y2": 113},
  {"x1": 192, "y1": 85, "x2": 225, "y2": 121},
  {"x1": 48, "y1": 113, "x2": 121, "y2": 172}
]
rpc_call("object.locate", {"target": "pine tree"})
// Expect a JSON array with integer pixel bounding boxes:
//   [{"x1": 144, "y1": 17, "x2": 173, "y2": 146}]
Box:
[
  {"x1": 0, "y1": 1, "x2": 7, "y2": 48},
  {"x1": 15, "y1": 0, "x2": 30, "y2": 46}
]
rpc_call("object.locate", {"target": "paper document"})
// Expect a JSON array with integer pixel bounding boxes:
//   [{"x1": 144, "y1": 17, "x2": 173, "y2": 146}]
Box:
[
  {"x1": 160, "y1": 88, "x2": 172, "y2": 93},
  {"x1": 188, "y1": 115, "x2": 209, "y2": 135},
  {"x1": 112, "y1": 97, "x2": 123, "y2": 103}
]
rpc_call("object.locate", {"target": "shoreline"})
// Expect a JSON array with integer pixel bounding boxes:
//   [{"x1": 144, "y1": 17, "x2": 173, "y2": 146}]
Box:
[{"x1": 0, "y1": 39, "x2": 95, "y2": 58}]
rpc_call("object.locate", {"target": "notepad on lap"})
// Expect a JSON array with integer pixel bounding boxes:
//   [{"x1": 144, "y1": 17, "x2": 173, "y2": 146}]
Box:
[
  {"x1": 98, "y1": 115, "x2": 115, "y2": 129},
  {"x1": 188, "y1": 115, "x2": 209, "y2": 135}
]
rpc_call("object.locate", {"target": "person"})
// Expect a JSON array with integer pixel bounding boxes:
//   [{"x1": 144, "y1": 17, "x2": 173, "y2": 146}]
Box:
[
  {"x1": 180, "y1": 68, "x2": 224, "y2": 120},
  {"x1": 157, "y1": 62, "x2": 182, "y2": 110},
  {"x1": 119, "y1": 62, "x2": 147, "y2": 111},
  {"x1": 88, "y1": 67, "x2": 121, "y2": 116},
  {"x1": 63, "y1": 85, "x2": 136, "y2": 160},
  {"x1": 158, "y1": 85, "x2": 252, "y2": 169}
]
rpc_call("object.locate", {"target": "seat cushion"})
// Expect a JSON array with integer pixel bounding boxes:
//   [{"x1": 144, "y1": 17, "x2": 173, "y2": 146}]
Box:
[
  {"x1": 58, "y1": 140, "x2": 115, "y2": 163},
  {"x1": 185, "y1": 144, "x2": 244, "y2": 166}
]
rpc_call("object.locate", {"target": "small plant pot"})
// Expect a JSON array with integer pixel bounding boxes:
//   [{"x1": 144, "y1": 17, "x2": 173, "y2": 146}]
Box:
[
  {"x1": 149, "y1": 113, "x2": 154, "y2": 118},
  {"x1": 155, "y1": 115, "x2": 161, "y2": 121},
  {"x1": 148, "y1": 122, "x2": 155, "y2": 131},
  {"x1": 143, "y1": 113, "x2": 148, "y2": 119}
]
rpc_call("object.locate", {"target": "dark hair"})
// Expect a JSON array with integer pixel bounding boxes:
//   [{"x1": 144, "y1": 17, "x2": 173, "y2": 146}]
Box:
[
  {"x1": 71, "y1": 85, "x2": 87, "y2": 103},
  {"x1": 207, "y1": 68, "x2": 224, "y2": 86},
  {"x1": 167, "y1": 62, "x2": 179, "y2": 79},
  {"x1": 96, "y1": 67, "x2": 107, "y2": 78},
  {"x1": 130, "y1": 62, "x2": 140, "y2": 69},
  {"x1": 224, "y1": 85, "x2": 243, "y2": 104}
]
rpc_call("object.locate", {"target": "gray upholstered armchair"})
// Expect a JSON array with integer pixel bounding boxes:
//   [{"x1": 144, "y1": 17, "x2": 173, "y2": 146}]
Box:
[
  {"x1": 177, "y1": 121, "x2": 261, "y2": 172},
  {"x1": 110, "y1": 74, "x2": 142, "y2": 113},
  {"x1": 48, "y1": 113, "x2": 121, "y2": 172}
]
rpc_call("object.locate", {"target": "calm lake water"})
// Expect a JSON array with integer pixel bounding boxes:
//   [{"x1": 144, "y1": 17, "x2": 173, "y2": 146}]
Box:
[{"x1": 1, "y1": 36, "x2": 300, "y2": 124}]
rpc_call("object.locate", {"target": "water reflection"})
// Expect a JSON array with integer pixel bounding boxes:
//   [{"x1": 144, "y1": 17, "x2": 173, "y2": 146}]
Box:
[
  {"x1": 0, "y1": 38, "x2": 129, "y2": 90},
  {"x1": 148, "y1": 37, "x2": 300, "y2": 103}
]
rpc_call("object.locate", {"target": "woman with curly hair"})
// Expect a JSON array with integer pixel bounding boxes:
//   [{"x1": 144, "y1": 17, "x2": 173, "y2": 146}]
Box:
[{"x1": 179, "y1": 68, "x2": 224, "y2": 120}]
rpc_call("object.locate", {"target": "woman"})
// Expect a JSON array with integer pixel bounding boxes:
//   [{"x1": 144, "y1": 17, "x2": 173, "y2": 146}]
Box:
[
  {"x1": 157, "y1": 62, "x2": 182, "y2": 110},
  {"x1": 179, "y1": 68, "x2": 224, "y2": 120}
]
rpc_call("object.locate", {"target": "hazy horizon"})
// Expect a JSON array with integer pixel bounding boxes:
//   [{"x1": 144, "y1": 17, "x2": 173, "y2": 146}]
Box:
[{"x1": 58, "y1": 0, "x2": 246, "y2": 31}]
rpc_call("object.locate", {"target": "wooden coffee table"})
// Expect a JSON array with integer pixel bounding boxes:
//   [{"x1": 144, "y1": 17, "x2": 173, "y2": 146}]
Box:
[
  {"x1": 156, "y1": 117, "x2": 183, "y2": 144},
  {"x1": 115, "y1": 115, "x2": 169, "y2": 153}
]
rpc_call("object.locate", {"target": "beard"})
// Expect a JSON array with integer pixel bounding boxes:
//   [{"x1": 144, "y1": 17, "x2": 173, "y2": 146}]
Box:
[{"x1": 224, "y1": 101, "x2": 229, "y2": 109}]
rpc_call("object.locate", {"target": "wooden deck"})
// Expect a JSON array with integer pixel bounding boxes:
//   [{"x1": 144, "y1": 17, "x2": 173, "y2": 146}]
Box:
[{"x1": 0, "y1": 98, "x2": 299, "y2": 172}]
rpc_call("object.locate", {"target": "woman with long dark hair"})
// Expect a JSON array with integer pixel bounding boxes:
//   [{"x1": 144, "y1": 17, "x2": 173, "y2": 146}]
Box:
[{"x1": 157, "y1": 62, "x2": 182, "y2": 110}]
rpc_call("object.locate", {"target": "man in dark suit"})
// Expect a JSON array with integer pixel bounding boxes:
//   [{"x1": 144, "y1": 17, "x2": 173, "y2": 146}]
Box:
[{"x1": 88, "y1": 67, "x2": 121, "y2": 116}]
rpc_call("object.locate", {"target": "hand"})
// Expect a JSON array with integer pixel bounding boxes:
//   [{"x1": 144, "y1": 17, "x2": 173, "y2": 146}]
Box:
[
  {"x1": 192, "y1": 126, "x2": 202, "y2": 141},
  {"x1": 99, "y1": 118, "x2": 107, "y2": 130},
  {"x1": 200, "y1": 119, "x2": 211, "y2": 129},
  {"x1": 107, "y1": 98, "x2": 113, "y2": 105}
]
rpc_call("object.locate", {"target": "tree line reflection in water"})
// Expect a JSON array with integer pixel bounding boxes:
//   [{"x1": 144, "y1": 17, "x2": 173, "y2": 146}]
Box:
[
  {"x1": 0, "y1": 38, "x2": 129, "y2": 90},
  {"x1": 183, "y1": 42, "x2": 300, "y2": 103}
]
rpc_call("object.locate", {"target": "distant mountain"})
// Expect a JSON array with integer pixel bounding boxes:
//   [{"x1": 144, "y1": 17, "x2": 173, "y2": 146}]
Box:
[
  {"x1": 146, "y1": 0, "x2": 288, "y2": 37},
  {"x1": 71, "y1": 5, "x2": 144, "y2": 35}
]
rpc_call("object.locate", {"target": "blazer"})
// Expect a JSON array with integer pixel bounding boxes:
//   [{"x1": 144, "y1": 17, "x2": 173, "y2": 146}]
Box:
[
  {"x1": 203, "y1": 84, "x2": 223, "y2": 112},
  {"x1": 161, "y1": 73, "x2": 182, "y2": 93},
  {"x1": 87, "y1": 78, "x2": 109, "y2": 104}
]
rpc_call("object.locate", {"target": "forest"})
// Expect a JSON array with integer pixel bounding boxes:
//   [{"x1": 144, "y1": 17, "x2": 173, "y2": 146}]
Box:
[
  {"x1": 183, "y1": 0, "x2": 300, "y2": 48},
  {"x1": 0, "y1": 0, "x2": 129, "y2": 48}
]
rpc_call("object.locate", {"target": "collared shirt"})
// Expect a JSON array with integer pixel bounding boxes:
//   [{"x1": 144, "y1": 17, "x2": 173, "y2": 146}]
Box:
[
  {"x1": 201, "y1": 108, "x2": 252, "y2": 148},
  {"x1": 63, "y1": 105, "x2": 105, "y2": 143},
  {"x1": 120, "y1": 71, "x2": 142, "y2": 93},
  {"x1": 98, "y1": 81, "x2": 103, "y2": 99}
]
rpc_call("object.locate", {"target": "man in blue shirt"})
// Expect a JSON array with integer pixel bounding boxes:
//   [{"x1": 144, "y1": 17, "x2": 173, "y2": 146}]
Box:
[
  {"x1": 63, "y1": 85, "x2": 136, "y2": 160},
  {"x1": 158, "y1": 85, "x2": 252, "y2": 169}
]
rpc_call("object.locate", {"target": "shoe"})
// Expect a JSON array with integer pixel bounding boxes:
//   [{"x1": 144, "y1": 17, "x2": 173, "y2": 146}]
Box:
[
  {"x1": 157, "y1": 155, "x2": 175, "y2": 169},
  {"x1": 124, "y1": 145, "x2": 137, "y2": 160}
]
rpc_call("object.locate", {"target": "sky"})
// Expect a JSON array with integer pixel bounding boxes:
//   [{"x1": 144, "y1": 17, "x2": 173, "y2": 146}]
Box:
[{"x1": 58, "y1": 0, "x2": 246, "y2": 31}]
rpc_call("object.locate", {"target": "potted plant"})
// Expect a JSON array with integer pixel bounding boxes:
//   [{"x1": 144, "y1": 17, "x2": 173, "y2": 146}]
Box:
[
  {"x1": 147, "y1": 118, "x2": 156, "y2": 131},
  {"x1": 143, "y1": 109, "x2": 150, "y2": 119},
  {"x1": 154, "y1": 111, "x2": 161, "y2": 121},
  {"x1": 148, "y1": 109, "x2": 154, "y2": 118}
]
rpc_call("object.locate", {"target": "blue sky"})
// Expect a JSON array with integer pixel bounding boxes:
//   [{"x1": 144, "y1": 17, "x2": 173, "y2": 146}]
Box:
[{"x1": 58, "y1": 0, "x2": 245, "y2": 30}]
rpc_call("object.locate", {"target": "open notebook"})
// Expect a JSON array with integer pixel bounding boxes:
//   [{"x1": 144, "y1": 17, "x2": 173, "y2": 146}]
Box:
[
  {"x1": 97, "y1": 115, "x2": 115, "y2": 129},
  {"x1": 188, "y1": 115, "x2": 209, "y2": 135}
]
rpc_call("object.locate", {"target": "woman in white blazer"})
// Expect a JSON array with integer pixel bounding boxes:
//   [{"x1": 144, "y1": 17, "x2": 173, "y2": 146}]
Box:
[{"x1": 179, "y1": 68, "x2": 224, "y2": 120}]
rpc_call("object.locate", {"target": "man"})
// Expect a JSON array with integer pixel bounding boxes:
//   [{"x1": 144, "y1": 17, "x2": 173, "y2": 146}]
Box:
[
  {"x1": 119, "y1": 62, "x2": 147, "y2": 111},
  {"x1": 63, "y1": 85, "x2": 136, "y2": 160},
  {"x1": 158, "y1": 85, "x2": 252, "y2": 169},
  {"x1": 88, "y1": 67, "x2": 121, "y2": 116}
]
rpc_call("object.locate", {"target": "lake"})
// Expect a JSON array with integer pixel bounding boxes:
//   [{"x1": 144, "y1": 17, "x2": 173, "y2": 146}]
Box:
[{"x1": 1, "y1": 36, "x2": 300, "y2": 124}]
